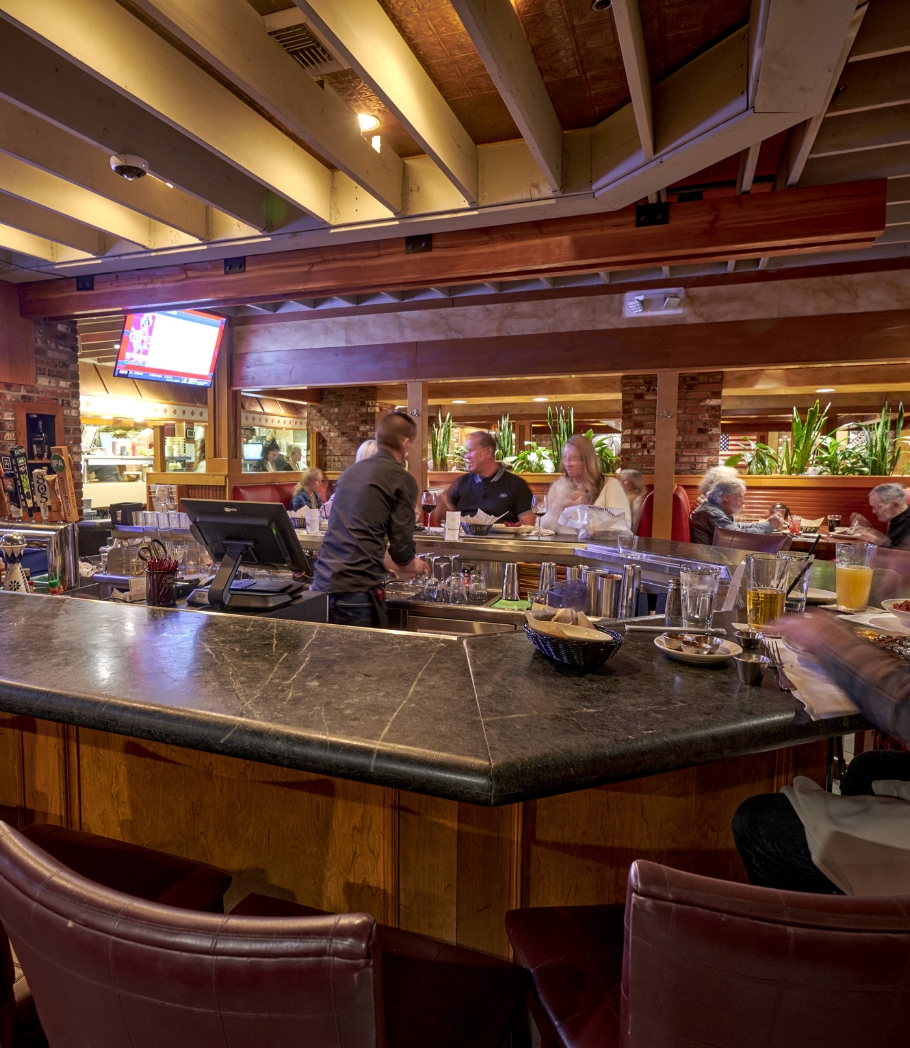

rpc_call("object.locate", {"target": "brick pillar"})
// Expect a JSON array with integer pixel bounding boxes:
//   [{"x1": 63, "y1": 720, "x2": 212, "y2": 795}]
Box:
[
  {"x1": 620, "y1": 374, "x2": 657, "y2": 471},
  {"x1": 307, "y1": 386, "x2": 382, "y2": 470},
  {"x1": 674, "y1": 372, "x2": 723, "y2": 475}
]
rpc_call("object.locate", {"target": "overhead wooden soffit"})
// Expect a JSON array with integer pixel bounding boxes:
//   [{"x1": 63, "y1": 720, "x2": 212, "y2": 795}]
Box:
[
  {"x1": 18, "y1": 180, "x2": 886, "y2": 319},
  {"x1": 231, "y1": 309, "x2": 910, "y2": 388}
]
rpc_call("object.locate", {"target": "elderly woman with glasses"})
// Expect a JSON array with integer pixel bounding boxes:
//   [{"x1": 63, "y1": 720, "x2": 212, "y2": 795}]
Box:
[
  {"x1": 689, "y1": 477, "x2": 786, "y2": 544},
  {"x1": 847, "y1": 482, "x2": 910, "y2": 550}
]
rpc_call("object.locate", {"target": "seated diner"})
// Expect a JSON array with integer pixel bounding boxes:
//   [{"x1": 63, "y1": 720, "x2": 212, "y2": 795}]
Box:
[
  {"x1": 540, "y1": 435, "x2": 630, "y2": 533},
  {"x1": 432, "y1": 431, "x2": 535, "y2": 525},
  {"x1": 689, "y1": 477, "x2": 786, "y2": 544},
  {"x1": 848, "y1": 482, "x2": 910, "y2": 551},
  {"x1": 290, "y1": 468, "x2": 327, "y2": 512}
]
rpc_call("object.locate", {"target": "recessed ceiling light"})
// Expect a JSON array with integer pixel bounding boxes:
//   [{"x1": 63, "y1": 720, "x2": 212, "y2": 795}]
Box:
[
  {"x1": 815, "y1": 387, "x2": 836, "y2": 393},
  {"x1": 452, "y1": 399, "x2": 467, "y2": 403},
  {"x1": 532, "y1": 396, "x2": 548, "y2": 402},
  {"x1": 358, "y1": 113, "x2": 379, "y2": 132}
]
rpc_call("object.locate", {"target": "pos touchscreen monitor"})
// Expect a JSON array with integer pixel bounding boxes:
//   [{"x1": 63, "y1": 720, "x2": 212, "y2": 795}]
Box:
[{"x1": 182, "y1": 499, "x2": 311, "y2": 611}]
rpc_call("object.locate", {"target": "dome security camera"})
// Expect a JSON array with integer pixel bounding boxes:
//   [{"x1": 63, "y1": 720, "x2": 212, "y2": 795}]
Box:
[{"x1": 110, "y1": 154, "x2": 149, "y2": 180}]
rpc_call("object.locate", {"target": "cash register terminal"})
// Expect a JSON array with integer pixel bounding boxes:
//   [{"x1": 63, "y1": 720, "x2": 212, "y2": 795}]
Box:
[{"x1": 182, "y1": 499, "x2": 312, "y2": 611}]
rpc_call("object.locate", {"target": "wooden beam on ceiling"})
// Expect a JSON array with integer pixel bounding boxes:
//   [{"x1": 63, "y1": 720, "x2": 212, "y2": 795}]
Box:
[
  {"x1": 0, "y1": 193, "x2": 112, "y2": 256},
  {"x1": 231, "y1": 308, "x2": 910, "y2": 388},
  {"x1": 0, "y1": 0, "x2": 335, "y2": 223},
  {"x1": 294, "y1": 0, "x2": 479, "y2": 204},
  {"x1": 800, "y1": 144, "x2": 910, "y2": 188},
  {"x1": 609, "y1": 0, "x2": 653, "y2": 161},
  {"x1": 0, "y1": 222, "x2": 89, "y2": 264},
  {"x1": 774, "y1": 2, "x2": 868, "y2": 190},
  {"x1": 128, "y1": 0, "x2": 404, "y2": 215},
  {"x1": 827, "y1": 51, "x2": 910, "y2": 115},
  {"x1": 448, "y1": 0, "x2": 563, "y2": 192},
  {"x1": 810, "y1": 104, "x2": 910, "y2": 158},
  {"x1": 0, "y1": 20, "x2": 295, "y2": 232},
  {"x1": 592, "y1": 0, "x2": 858, "y2": 209},
  {"x1": 17, "y1": 181, "x2": 886, "y2": 318},
  {"x1": 0, "y1": 153, "x2": 197, "y2": 249},
  {"x1": 736, "y1": 143, "x2": 761, "y2": 194},
  {"x1": 849, "y1": 0, "x2": 910, "y2": 62},
  {"x1": 0, "y1": 98, "x2": 221, "y2": 242}
]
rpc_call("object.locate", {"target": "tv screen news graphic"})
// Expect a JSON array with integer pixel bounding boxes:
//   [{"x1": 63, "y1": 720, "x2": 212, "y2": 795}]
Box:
[{"x1": 113, "y1": 309, "x2": 226, "y2": 387}]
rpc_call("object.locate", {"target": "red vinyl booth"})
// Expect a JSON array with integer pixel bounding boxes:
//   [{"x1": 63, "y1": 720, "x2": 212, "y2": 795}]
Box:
[
  {"x1": 636, "y1": 487, "x2": 691, "y2": 542},
  {"x1": 232, "y1": 482, "x2": 297, "y2": 507}
]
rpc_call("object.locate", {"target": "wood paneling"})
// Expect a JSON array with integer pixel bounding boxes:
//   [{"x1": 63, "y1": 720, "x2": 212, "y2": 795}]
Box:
[
  {"x1": 1, "y1": 717, "x2": 834, "y2": 957},
  {"x1": 76, "y1": 728, "x2": 396, "y2": 917},
  {"x1": 17, "y1": 182, "x2": 887, "y2": 319},
  {"x1": 523, "y1": 743, "x2": 827, "y2": 908},
  {"x1": 233, "y1": 308, "x2": 910, "y2": 388},
  {"x1": 0, "y1": 281, "x2": 33, "y2": 385}
]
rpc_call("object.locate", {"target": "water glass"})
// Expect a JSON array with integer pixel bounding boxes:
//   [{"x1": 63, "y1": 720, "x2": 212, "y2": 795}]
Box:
[
  {"x1": 616, "y1": 533, "x2": 636, "y2": 556},
  {"x1": 783, "y1": 552, "x2": 814, "y2": 613},
  {"x1": 468, "y1": 571, "x2": 487, "y2": 602},
  {"x1": 835, "y1": 541, "x2": 876, "y2": 611},
  {"x1": 745, "y1": 553, "x2": 791, "y2": 627},
  {"x1": 679, "y1": 566, "x2": 721, "y2": 629}
]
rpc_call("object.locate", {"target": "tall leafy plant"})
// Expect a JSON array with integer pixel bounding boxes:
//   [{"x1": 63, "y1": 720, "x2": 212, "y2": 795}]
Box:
[
  {"x1": 547, "y1": 405, "x2": 574, "y2": 465},
  {"x1": 740, "y1": 442, "x2": 777, "y2": 475},
  {"x1": 777, "y1": 401, "x2": 829, "y2": 475},
  {"x1": 853, "y1": 401, "x2": 906, "y2": 475},
  {"x1": 583, "y1": 429, "x2": 617, "y2": 473},
  {"x1": 430, "y1": 410, "x2": 452, "y2": 471},
  {"x1": 494, "y1": 413, "x2": 515, "y2": 461},
  {"x1": 814, "y1": 433, "x2": 863, "y2": 476}
]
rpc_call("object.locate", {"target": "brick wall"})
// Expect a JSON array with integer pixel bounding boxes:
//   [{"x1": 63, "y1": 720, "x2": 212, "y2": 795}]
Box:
[
  {"x1": 308, "y1": 386, "x2": 382, "y2": 471},
  {"x1": 1, "y1": 320, "x2": 82, "y2": 507},
  {"x1": 621, "y1": 374, "x2": 657, "y2": 471},
  {"x1": 675, "y1": 371, "x2": 723, "y2": 474}
]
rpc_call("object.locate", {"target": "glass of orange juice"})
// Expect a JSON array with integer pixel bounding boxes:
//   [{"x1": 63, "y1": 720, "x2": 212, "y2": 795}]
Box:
[
  {"x1": 746, "y1": 553, "x2": 791, "y2": 627},
  {"x1": 835, "y1": 542, "x2": 876, "y2": 611}
]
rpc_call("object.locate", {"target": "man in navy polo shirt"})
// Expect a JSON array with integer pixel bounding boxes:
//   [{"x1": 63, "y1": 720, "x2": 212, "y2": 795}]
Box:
[{"x1": 433, "y1": 431, "x2": 535, "y2": 525}]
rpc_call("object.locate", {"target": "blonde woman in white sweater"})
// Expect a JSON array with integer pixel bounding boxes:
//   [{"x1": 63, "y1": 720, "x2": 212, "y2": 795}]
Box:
[{"x1": 541, "y1": 435, "x2": 630, "y2": 533}]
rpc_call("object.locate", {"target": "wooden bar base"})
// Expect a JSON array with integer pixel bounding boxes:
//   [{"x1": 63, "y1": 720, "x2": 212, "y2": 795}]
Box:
[{"x1": 0, "y1": 713, "x2": 827, "y2": 958}]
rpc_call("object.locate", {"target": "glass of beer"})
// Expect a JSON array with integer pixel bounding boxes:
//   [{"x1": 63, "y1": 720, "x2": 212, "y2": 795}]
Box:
[
  {"x1": 835, "y1": 541, "x2": 876, "y2": 611},
  {"x1": 746, "y1": 553, "x2": 791, "y2": 627}
]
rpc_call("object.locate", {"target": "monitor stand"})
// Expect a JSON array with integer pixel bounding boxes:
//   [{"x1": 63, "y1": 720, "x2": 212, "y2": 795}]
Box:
[{"x1": 207, "y1": 539, "x2": 293, "y2": 611}]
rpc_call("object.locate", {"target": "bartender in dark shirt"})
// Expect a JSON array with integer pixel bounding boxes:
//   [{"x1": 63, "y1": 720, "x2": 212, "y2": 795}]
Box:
[
  {"x1": 848, "y1": 483, "x2": 910, "y2": 550},
  {"x1": 432, "y1": 431, "x2": 535, "y2": 525},
  {"x1": 312, "y1": 412, "x2": 428, "y2": 628}
]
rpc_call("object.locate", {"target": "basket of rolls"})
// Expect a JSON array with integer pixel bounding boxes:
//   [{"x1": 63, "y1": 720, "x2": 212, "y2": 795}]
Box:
[{"x1": 523, "y1": 603, "x2": 623, "y2": 671}]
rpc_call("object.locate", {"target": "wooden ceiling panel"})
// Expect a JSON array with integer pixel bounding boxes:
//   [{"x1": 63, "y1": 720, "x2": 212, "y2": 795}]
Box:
[
  {"x1": 376, "y1": 0, "x2": 520, "y2": 143},
  {"x1": 514, "y1": 0, "x2": 751, "y2": 131}
]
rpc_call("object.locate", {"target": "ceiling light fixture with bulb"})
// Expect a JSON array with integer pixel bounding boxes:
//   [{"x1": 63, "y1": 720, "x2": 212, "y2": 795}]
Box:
[
  {"x1": 532, "y1": 397, "x2": 548, "y2": 402},
  {"x1": 815, "y1": 387, "x2": 836, "y2": 393},
  {"x1": 357, "y1": 113, "x2": 379, "y2": 132},
  {"x1": 452, "y1": 399, "x2": 467, "y2": 404}
]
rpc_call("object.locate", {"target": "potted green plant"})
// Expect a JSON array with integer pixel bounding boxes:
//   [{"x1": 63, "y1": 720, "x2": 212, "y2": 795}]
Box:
[
  {"x1": 430, "y1": 410, "x2": 452, "y2": 471},
  {"x1": 507, "y1": 442, "x2": 555, "y2": 473},
  {"x1": 547, "y1": 405, "x2": 573, "y2": 465},
  {"x1": 494, "y1": 413, "x2": 515, "y2": 461},
  {"x1": 852, "y1": 401, "x2": 906, "y2": 475},
  {"x1": 583, "y1": 428, "x2": 617, "y2": 473}
]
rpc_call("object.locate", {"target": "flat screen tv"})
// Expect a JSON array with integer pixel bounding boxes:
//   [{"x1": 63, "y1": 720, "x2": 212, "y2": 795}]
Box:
[{"x1": 113, "y1": 309, "x2": 226, "y2": 387}]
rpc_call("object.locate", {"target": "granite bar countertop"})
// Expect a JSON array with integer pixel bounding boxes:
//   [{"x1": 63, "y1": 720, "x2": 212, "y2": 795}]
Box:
[{"x1": 0, "y1": 591, "x2": 866, "y2": 806}]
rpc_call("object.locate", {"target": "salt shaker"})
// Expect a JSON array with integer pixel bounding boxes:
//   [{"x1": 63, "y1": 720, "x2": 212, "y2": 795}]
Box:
[{"x1": 665, "y1": 579, "x2": 682, "y2": 627}]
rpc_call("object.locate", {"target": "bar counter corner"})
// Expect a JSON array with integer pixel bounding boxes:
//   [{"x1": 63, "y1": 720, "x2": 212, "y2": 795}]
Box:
[{"x1": 0, "y1": 591, "x2": 864, "y2": 957}]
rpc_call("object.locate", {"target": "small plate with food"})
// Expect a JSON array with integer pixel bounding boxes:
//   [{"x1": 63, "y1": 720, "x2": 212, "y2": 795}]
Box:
[
  {"x1": 880, "y1": 598, "x2": 910, "y2": 629},
  {"x1": 655, "y1": 633, "x2": 741, "y2": 665}
]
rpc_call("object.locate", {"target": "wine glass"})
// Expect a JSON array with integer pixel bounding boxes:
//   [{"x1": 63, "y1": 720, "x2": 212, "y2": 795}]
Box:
[
  {"x1": 531, "y1": 493, "x2": 548, "y2": 540},
  {"x1": 421, "y1": 490, "x2": 437, "y2": 528}
]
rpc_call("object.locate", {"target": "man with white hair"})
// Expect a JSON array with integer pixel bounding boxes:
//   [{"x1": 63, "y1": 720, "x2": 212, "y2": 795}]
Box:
[
  {"x1": 848, "y1": 482, "x2": 910, "y2": 550},
  {"x1": 689, "y1": 477, "x2": 786, "y2": 544}
]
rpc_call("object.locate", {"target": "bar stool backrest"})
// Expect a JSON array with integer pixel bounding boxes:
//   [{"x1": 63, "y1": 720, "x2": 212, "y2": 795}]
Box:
[
  {"x1": 621, "y1": 860, "x2": 910, "y2": 1048},
  {"x1": 0, "y1": 823, "x2": 382, "y2": 1048},
  {"x1": 711, "y1": 527, "x2": 792, "y2": 552}
]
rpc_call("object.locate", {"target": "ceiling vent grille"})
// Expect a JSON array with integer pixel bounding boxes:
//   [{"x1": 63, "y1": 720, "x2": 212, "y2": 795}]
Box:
[{"x1": 268, "y1": 22, "x2": 344, "y2": 75}]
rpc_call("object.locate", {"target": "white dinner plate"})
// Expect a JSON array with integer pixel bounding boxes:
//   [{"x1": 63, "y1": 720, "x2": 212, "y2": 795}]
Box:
[
  {"x1": 654, "y1": 635, "x2": 742, "y2": 665},
  {"x1": 806, "y1": 587, "x2": 836, "y2": 604},
  {"x1": 866, "y1": 614, "x2": 910, "y2": 637}
]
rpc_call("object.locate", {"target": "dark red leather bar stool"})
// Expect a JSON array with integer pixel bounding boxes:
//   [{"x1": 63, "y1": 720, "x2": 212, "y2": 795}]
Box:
[
  {"x1": 0, "y1": 824, "x2": 528, "y2": 1048},
  {"x1": 507, "y1": 859, "x2": 910, "y2": 1048},
  {"x1": 231, "y1": 894, "x2": 530, "y2": 1048},
  {"x1": 2, "y1": 823, "x2": 232, "y2": 1048}
]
